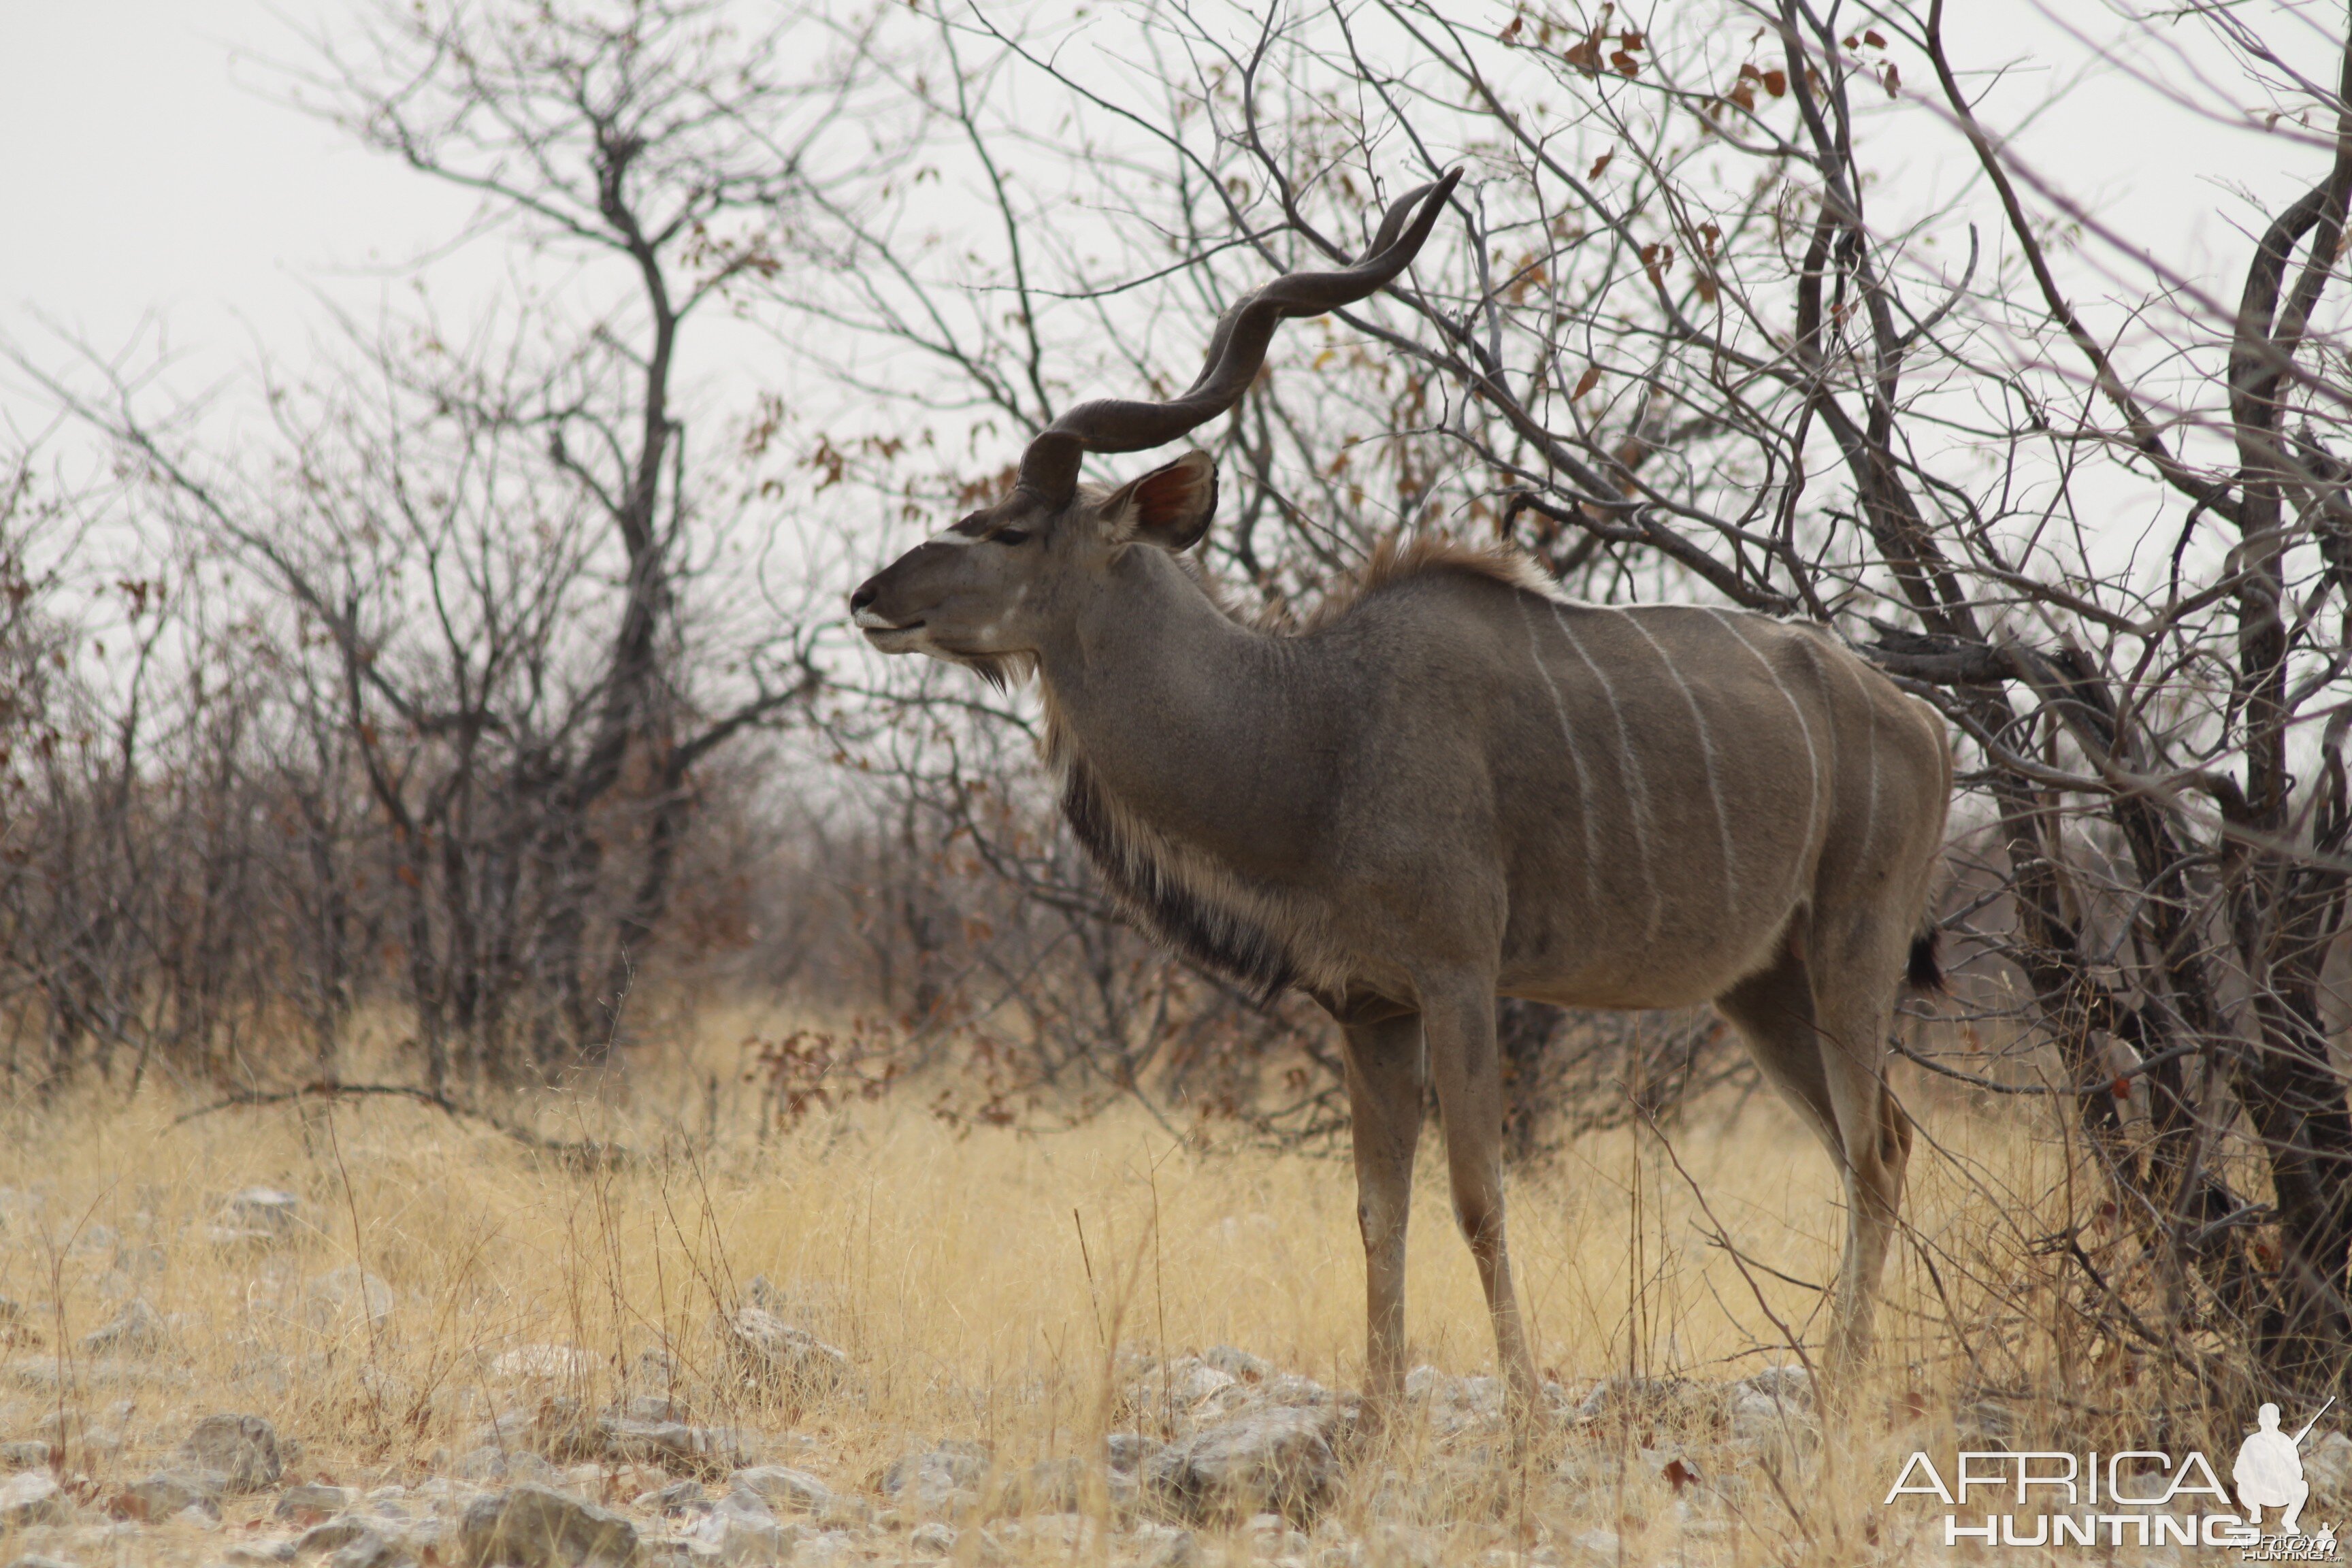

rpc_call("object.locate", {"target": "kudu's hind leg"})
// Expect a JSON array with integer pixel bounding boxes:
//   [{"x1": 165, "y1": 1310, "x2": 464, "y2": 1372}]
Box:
[
  {"x1": 1809, "y1": 913, "x2": 1912, "y2": 1372},
  {"x1": 1716, "y1": 956, "x2": 1841, "y2": 1158},
  {"x1": 1422, "y1": 980, "x2": 1543, "y2": 1409},
  {"x1": 1341, "y1": 1010, "x2": 1426, "y2": 1420},
  {"x1": 1716, "y1": 943, "x2": 1908, "y2": 1374}
]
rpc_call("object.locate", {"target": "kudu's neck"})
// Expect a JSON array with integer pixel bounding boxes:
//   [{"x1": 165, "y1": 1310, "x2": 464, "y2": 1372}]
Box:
[{"x1": 1036, "y1": 548, "x2": 1327, "y2": 879}]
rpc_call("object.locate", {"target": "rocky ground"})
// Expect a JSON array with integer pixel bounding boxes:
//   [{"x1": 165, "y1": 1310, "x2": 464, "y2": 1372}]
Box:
[
  {"x1": 0, "y1": 1194, "x2": 1831, "y2": 1568},
  {"x1": 16, "y1": 1166, "x2": 2334, "y2": 1567},
  {"x1": 0, "y1": 1341, "x2": 1827, "y2": 1568}
]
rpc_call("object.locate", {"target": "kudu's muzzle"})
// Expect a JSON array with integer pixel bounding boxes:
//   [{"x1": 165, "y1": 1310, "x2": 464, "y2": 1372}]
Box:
[{"x1": 848, "y1": 542, "x2": 956, "y2": 650}]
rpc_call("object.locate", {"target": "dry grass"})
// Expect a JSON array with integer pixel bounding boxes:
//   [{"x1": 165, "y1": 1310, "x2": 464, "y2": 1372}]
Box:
[{"x1": 0, "y1": 1022, "x2": 2217, "y2": 1567}]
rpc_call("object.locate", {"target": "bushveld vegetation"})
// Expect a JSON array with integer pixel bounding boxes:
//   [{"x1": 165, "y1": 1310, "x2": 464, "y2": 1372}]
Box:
[
  {"x1": 0, "y1": 1039, "x2": 2227, "y2": 1568},
  {"x1": 8, "y1": 0, "x2": 2352, "y2": 1558}
]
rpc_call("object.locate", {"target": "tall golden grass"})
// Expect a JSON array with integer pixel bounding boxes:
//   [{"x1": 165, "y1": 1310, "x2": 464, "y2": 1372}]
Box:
[{"x1": 0, "y1": 1018, "x2": 2219, "y2": 1565}]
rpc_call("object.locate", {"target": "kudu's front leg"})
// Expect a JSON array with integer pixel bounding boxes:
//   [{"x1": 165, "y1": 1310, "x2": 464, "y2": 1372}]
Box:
[
  {"x1": 1422, "y1": 979, "x2": 1542, "y2": 1413},
  {"x1": 1341, "y1": 1009, "x2": 1425, "y2": 1424}
]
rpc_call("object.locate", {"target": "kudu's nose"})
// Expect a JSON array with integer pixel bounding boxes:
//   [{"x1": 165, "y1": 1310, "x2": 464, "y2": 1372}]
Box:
[{"x1": 849, "y1": 578, "x2": 880, "y2": 615}]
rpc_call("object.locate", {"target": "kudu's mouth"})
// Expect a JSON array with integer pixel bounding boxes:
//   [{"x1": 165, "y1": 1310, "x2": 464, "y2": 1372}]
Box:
[
  {"x1": 849, "y1": 582, "x2": 926, "y2": 650},
  {"x1": 856, "y1": 615, "x2": 926, "y2": 653}
]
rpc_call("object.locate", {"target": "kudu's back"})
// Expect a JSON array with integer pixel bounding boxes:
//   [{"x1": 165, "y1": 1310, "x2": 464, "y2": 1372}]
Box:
[{"x1": 1309, "y1": 563, "x2": 1950, "y2": 1012}]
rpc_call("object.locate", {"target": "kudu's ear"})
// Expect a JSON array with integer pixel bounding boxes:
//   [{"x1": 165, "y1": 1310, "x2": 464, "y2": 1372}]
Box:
[{"x1": 1101, "y1": 449, "x2": 1217, "y2": 552}]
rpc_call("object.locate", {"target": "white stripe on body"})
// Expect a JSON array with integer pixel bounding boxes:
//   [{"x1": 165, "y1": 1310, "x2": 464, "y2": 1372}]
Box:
[
  {"x1": 1614, "y1": 608, "x2": 1740, "y2": 916},
  {"x1": 1704, "y1": 607, "x2": 1823, "y2": 906},
  {"x1": 1836, "y1": 649, "x2": 1881, "y2": 865},
  {"x1": 1516, "y1": 596, "x2": 1603, "y2": 910},
  {"x1": 1548, "y1": 604, "x2": 1663, "y2": 944}
]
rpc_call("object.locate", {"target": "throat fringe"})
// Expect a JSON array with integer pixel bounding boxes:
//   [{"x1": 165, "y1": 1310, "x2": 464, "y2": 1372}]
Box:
[{"x1": 1056, "y1": 754, "x2": 1298, "y2": 1004}]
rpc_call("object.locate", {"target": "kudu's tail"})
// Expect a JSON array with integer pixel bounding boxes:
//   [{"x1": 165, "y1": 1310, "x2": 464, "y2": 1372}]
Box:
[{"x1": 1906, "y1": 924, "x2": 1946, "y2": 993}]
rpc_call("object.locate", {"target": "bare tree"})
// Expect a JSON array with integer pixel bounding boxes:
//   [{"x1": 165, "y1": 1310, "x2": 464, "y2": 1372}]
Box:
[
  {"x1": 777, "y1": 0, "x2": 2352, "y2": 1394},
  {"x1": 6, "y1": 0, "x2": 909, "y2": 1084},
  {"x1": 0, "y1": 432, "x2": 334, "y2": 1092}
]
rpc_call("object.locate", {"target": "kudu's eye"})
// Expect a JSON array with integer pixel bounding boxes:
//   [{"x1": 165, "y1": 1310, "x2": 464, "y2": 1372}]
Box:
[{"x1": 991, "y1": 528, "x2": 1034, "y2": 545}]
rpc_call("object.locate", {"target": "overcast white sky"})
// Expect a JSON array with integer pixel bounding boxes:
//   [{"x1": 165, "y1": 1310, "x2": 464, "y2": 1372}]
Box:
[
  {"x1": 1, "y1": 3, "x2": 480, "y2": 399},
  {"x1": 1, "y1": 5, "x2": 2328, "y2": 378},
  {"x1": 0, "y1": 1, "x2": 2338, "y2": 514}
]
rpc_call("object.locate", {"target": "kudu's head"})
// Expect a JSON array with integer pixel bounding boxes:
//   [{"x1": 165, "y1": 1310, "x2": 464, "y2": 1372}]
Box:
[{"x1": 849, "y1": 171, "x2": 1461, "y2": 683}]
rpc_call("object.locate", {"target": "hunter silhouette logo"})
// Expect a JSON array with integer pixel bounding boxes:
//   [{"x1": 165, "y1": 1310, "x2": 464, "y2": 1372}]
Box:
[
  {"x1": 1878, "y1": 1401, "x2": 2342, "y2": 1554},
  {"x1": 2237, "y1": 1400, "x2": 2332, "y2": 1538}
]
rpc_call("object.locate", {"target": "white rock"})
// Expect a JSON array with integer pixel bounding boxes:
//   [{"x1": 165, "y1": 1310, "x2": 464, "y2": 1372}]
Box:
[
  {"x1": 1365, "y1": 1525, "x2": 1439, "y2": 1568},
  {"x1": 209, "y1": 1188, "x2": 303, "y2": 1250},
  {"x1": 1147, "y1": 1407, "x2": 1339, "y2": 1520},
  {"x1": 690, "y1": 1491, "x2": 792, "y2": 1564},
  {"x1": 0, "y1": 1469, "x2": 72, "y2": 1527},
  {"x1": 881, "y1": 1441, "x2": 989, "y2": 1514},
  {"x1": 731, "y1": 1465, "x2": 833, "y2": 1512},
  {"x1": 2308, "y1": 1430, "x2": 2352, "y2": 1498},
  {"x1": 1203, "y1": 1346, "x2": 1274, "y2": 1381},
  {"x1": 305, "y1": 1265, "x2": 395, "y2": 1333},
  {"x1": 182, "y1": 1411, "x2": 283, "y2": 1491},
  {"x1": 1403, "y1": 1367, "x2": 1505, "y2": 1433},
  {"x1": 797, "y1": 1528, "x2": 855, "y2": 1568},
  {"x1": 221, "y1": 1543, "x2": 299, "y2": 1565},
  {"x1": 1565, "y1": 1529, "x2": 1622, "y2": 1565},
  {"x1": 1126, "y1": 1356, "x2": 1237, "y2": 1424},
  {"x1": 169, "y1": 1501, "x2": 221, "y2": 1530},
  {"x1": 457, "y1": 1484, "x2": 638, "y2": 1568},
  {"x1": 1728, "y1": 1389, "x2": 1813, "y2": 1445},
  {"x1": 719, "y1": 1307, "x2": 855, "y2": 1399},
  {"x1": 80, "y1": 1298, "x2": 166, "y2": 1356},
  {"x1": 490, "y1": 1343, "x2": 596, "y2": 1383},
  {"x1": 1733, "y1": 1365, "x2": 1812, "y2": 1405},
  {"x1": 225, "y1": 1187, "x2": 299, "y2": 1224},
  {"x1": 1244, "y1": 1513, "x2": 1309, "y2": 1558},
  {"x1": 1139, "y1": 1527, "x2": 1198, "y2": 1568},
  {"x1": 1260, "y1": 1375, "x2": 1333, "y2": 1409},
  {"x1": 120, "y1": 1469, "x2": 225, "y2": 1521}
]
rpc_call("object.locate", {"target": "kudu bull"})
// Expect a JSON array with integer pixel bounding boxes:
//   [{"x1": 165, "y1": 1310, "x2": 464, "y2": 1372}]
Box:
[{"x1": 851, "y1": 171, "x2": 1951, "y2": 1412}]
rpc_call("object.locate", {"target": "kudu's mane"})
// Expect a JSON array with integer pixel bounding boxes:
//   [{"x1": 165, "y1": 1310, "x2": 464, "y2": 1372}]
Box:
[
  {"x1": 1046, "y1": 535, "x2": 1558, "y2": 1001},
  {"x1": 1292, "y1": 534, "x2": 1557, "y2": 631}
]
